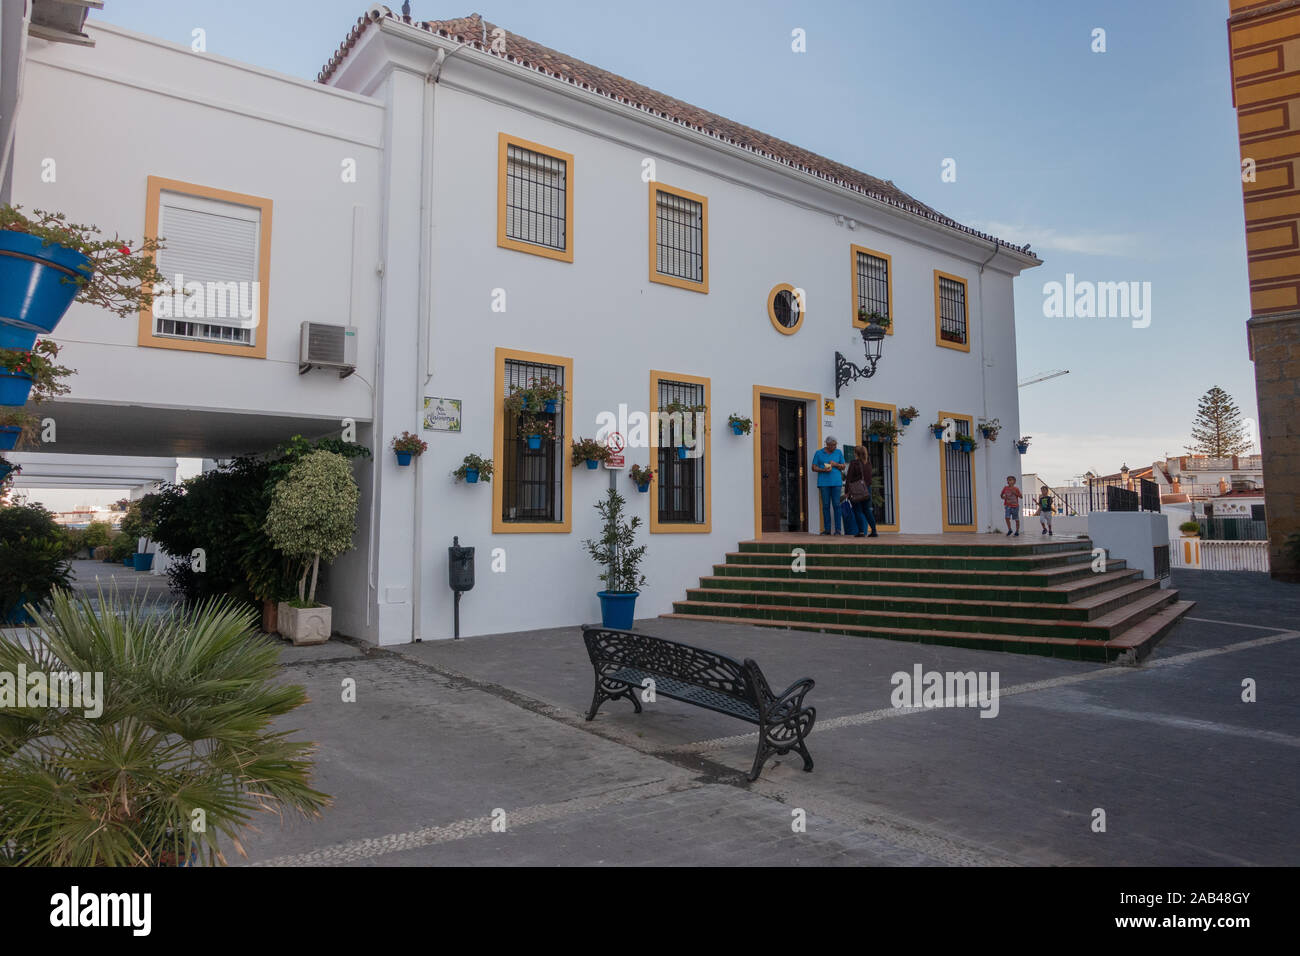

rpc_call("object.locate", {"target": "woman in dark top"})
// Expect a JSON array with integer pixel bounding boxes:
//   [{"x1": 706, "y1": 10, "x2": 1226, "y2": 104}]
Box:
[{"x1": 846, "y1": 444, "x2": 878, "y2": 538}]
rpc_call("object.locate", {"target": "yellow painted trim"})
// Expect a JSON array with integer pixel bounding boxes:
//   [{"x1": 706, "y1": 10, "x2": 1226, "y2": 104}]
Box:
[
  {"x1": 850, "y1": 244, "x2": 894, "y2": 335},
  {"x1": 767, "y1": 283, "x2": 805, "y2": 335},
  {"x1": 933, "y1": 270, "x2": 971, "y2": 352},
  {"x1": 751, "y1": 385, "x2": 822, "y2": 540},
  {"x1": 496, "y1": 132, "x2": 575, "y2": 263},
  {"x1": 852, "y1": 399, "x2": 901, "y2": 532},
  {"x1": 938, "y1": 409, "x2": 978, "y2": 532},
  {"x1": 648, "y1": 181, "x2": 709, "y2": 293},
  {"x1": 648, "y1": 369, "x2": 711, "y2": 533},
  {"x1": 137, "y1": 175, "x2": 272, "y2": 358},
  {"x1": 491, "y1": 346, "x2": 575, "y2": 533}
]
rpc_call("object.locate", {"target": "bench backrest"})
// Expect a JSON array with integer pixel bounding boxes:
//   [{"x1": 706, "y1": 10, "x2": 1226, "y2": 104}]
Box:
[{"x1": 582, "y1": 626, "x2": 758, "y2": 705}]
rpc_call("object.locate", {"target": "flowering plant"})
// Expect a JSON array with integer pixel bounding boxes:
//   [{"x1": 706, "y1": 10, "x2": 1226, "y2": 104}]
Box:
[
  {"x1": 628, "y1": 464, "x2": 655, "y2": 485},
  {"x1": 390, "y1": 431, "x2": 428, "y2": 456},
  {"x1": 0, "y1": 340, "x2": 74, "y2": 401}
]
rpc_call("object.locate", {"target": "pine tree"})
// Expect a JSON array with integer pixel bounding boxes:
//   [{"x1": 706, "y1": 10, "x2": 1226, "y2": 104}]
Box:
[{"x1": 1186, "y1": 387, "x2": 1252, "y2": 457}]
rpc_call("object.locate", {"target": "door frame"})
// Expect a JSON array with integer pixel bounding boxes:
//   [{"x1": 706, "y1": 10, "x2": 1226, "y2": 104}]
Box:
[
  {"x1": 752, "y1": 385, "x2": 821, "y2": 539},
  {"x1": 853, "y1": 399, "x2": 901, "y2": 532},
  {"x1": 938, "y1": 408, "x2": 977, "y2": 532}
]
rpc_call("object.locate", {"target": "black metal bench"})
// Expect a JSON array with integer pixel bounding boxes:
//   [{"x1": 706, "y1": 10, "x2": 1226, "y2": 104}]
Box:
[{"x1": 581, "y1": 625, "x2": 816, "y2": 781}]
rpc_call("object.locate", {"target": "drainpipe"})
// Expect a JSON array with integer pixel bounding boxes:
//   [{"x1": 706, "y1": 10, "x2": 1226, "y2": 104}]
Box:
[{"x1": 977, "y1": 239, "x2": 999, "y2": 533}]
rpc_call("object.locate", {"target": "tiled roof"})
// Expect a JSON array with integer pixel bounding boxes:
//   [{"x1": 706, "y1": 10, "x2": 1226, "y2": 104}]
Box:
[{"x1": 319, "y1": 9, "x2": 1037, "y2": 259}]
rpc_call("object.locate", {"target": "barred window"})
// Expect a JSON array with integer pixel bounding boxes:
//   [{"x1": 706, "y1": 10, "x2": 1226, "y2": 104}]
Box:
[
  {"x1": 937, "y1": 274, "x2": 968, "y2": 346},
  {"x1": 498, "y1": 134, "x2": 572, "y2": 261},
  {"x1": 656, "y1": 378, "x2": 706, "y2": 525},
  {"x1": 501, "y1": 358, "x2": 565, "y2": 524},
  {"x1": 855, "y1": 249, "x2": 890, "y2": 323},
  {"x1": 652, "y1": 185, "x2": 707, "y2": 290}
]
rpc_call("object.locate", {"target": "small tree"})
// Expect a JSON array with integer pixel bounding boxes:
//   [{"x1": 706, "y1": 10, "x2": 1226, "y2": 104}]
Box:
[
  {"x1": 582, "y1": 488, "x2": 647, "y2": 594},
  {"x1": 264, "y1": 451, "x2": 358, "y2": 607},
  {"x1": 1186, "y1": 386, "x2": 1253, "y2": 457}
]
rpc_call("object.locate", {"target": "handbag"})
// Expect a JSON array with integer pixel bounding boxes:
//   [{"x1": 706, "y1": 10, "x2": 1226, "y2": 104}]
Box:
[{"x1": 845, "y1": 461, "x2": 870, "y2": 503}]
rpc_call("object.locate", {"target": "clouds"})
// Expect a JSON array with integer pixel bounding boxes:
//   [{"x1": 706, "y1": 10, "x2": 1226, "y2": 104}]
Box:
[{"x1": 972, "y1": 221, "x2": 1141, "y2": 258}]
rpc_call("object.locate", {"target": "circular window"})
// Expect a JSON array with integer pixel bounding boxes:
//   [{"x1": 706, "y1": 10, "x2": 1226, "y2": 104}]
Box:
[{"x1": 768, "y1": 283, "x2": 804, "y2": 335}]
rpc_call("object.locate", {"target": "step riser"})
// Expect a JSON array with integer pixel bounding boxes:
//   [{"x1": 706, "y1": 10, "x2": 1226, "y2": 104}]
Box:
[
  {"x1": 738, "y1": 540, "x2": 1092, "y2": 557},
  {"x1": 687, "y1": 588, "x2": 1117, "y2": 623},
  {"x1": 710, "y1": 562, "x2": 1127, "y2": 587},
  {"x1": 695, "y1": 573, "x2": 1143, "y2": 606},
  {"x1": 724, "y1": 551, "x2": 1097, "y2": 571}
]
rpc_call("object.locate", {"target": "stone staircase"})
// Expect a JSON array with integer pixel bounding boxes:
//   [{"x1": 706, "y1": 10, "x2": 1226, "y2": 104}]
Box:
[{"x1": 662, "y1": 536, "x2": 1195, "y2": 662}]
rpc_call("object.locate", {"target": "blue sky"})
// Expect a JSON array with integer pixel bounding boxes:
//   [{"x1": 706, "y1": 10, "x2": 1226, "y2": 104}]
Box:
[{"x1": 94, "y1": 0, "x2": 1256, "y2": 486}]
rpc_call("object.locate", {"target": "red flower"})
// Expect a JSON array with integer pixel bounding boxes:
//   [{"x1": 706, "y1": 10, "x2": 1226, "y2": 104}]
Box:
[{"x1": 118, "y1": 245, "x2": 131, "y2": 255}]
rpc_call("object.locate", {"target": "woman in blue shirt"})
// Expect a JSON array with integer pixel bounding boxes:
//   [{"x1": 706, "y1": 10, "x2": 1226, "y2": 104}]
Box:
[{"x1": 811, "y1": 436, "x2": 847, "y2": 535}]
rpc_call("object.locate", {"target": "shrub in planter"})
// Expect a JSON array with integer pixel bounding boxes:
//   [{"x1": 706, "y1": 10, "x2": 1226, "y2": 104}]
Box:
[
  {"x1": 628, "y1": 464, "x2": 655, "y2": 491},
  {"x1": 865, "y1": 419, "x2": 901, "y2": 445},
  {"x1": 0, "y1": 340, "x2": 74, "y2": 405},
  {"x1": 108, "y1": 532, "x2": 135, "y2": 563},
  {"x1": 727, "y1": 414, "x2": 752, "y2": 436},
  {"x1": 0, "y1": 503, "x2": 72, "y2": 623},
  {"x1": 978, "y1": 418, "x2": 1001, "y2": 442},
  {"x1": 898, "y1": 406, "x2": 919, "y2": 426},
  {"x1": 571, "y1": 437, "x2": 611, "y2": 468},
  {"x1": 857, "y1": 308, "x2": 890, "y2": 329},
  {"x1": 0, "y1": 589, "x2": 328, "y2": 865},
  {"x1": 1179, "y1": 521, "x2": 1202, "y2": 536},
  {"x1": 452, "y1": 453, "x2": 494, "y2": 483},
  {"x1": 582, "y1": 488, "x2": 647, "y2": 630},
  {"x1": 390, "y1": 430, "x2": 427, "y2": 466},
  {"x1": 265, "y1": 450, "x2": 359, "y2": 646},
  {"x1": 1015, "y1": 436, "x2": 1031, "y2": 454}
]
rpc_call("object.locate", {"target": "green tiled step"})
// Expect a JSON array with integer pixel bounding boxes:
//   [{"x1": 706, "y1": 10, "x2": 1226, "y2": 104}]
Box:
[
  {"x1": 723, "y1": 548, "x2": 1098, "y2": 571},
  {"x1": 709, "y1": 559, "x2": 1127, "y2": 588},
  {"x1": 670, "y1": 587, "x2": 1177, "y2": 641},
  {"x1": 662, "y1": 598, "x2": 1196, "y2": 663},
  {"x1": 685, "y1": 578, "x2": 1162, "y2": 623},
  {"x1": 738, "y1": 538, "x2": 1092, "y2": 558},
  {"x1": 696, "y1": 568, "x2": 1144, "y2": 606}
]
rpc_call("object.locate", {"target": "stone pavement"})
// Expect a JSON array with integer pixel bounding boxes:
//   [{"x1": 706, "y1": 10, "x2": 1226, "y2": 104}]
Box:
[{"x1": 241, "y1": 569, "x2": 1300, "y2": 866}]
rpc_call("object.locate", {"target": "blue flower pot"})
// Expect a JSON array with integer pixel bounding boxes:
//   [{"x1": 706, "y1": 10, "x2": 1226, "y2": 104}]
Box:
[
  {"x1": 0, "y1": 370, "x2": 34, "y2": 405},
  {"x1": 899, "y1": 416, "x2": 912, "y2": 427},
  {"x1": 2, "y1": 596, "x2": 35, "y2": 627},
  {"x1": 0, "y1": 324, "x2": 37, "y2": 351},
  {"x1": 0, "y1": 231, "x2": 92, "y2": 333},
  {"x1": 465, "y1": 468, "x2": 479, "y2": 483},
  {"x1": 585, "y1": 458, "x2": 599, "y2": 469},
  {"x1": 869, "y1": 434, "x2": 882, "y2": 443},
  {"x1": 730, "y1": 423, "x2": 745, "y2": 435},
  {"x1": 0, "y1": 425, "x2": 18, "y2": 450},
  {"x1": 133, "y1": 552, "x2": 154, "y2": 571},
  {"x1": 544, "y1": 399, "x2": 557, "y2": 414},
  {"x1": 597, "y1": 590, "x2": 639, "y2": 630},
  {"x1": 636, "y1": 482, "x2": 649, "y2": 493},
  {"x1": 395, "y1": 450, "x2": 413, "y2": 466},
  {"x1": 0, "y1": 464, "x2": 12, "y2": 482},
  {"x1": 527, "y1": 435, "x2": 542, "y2": 450},
  {"x1": 677, "y1": 445, "x2": 689, "y2": 460},
  {"x1": 124, "y1": 557, "x2": 134, "y2": 567},
  {"x1": 1016, "y1": 444, "x2": 1029, "y2": 455},
  {"x1": 932, "y1": 426, "x2": 944, "y2": 439}
]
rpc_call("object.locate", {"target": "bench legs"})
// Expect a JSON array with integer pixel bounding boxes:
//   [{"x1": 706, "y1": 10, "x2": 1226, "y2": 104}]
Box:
[
  {"x1": 585, "y1": 677, "x2": 642, "y2": 721},
  {"x1": 749, "y1": 709, "x2": 816, "y2": 782}
]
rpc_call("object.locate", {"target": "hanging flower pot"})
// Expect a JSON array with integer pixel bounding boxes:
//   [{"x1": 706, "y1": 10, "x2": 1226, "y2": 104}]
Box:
[
  {"x1": 0, "y1": 324, "x2": 37, "y2": 351},
  {"x1": 395, "y1": 450, "x2": 413, "y2": 466},
  {"x1": 585, "y1": 458, "x2": 599, "y2": 470},
  {"x1": 899, "y1": 416, "x2": 912, "y2": 427},
  {"x1": 0, "y1": 425, "x2": 18, "y2": 451},
  {"x1": 0, "y1": 230, "x2": 93, "y2": 334},
  {"x1": 931, "y1": 425, "x2": 945, "y2": 439},
  {"x1": 727, "y1": 414, "x2": 752, "y2": 436},
  {"x1": 1016, "y1": 442, "x2": 1029, "y2": 454},
  {"x1": 390, "y1": 430, "x2": 427, "y2": 467},
  {"x1": 544, "y1": 399, "x2": 558, "y2": 414},
  {"x1": 677, "y1": 445, "x2": 691, "y2": 460},
  {"x1": 452, "y1": 453, "x2": 493, "y2": 484},
  {"x1": 527, "y1": 434, "x2": 542, "y2": 450},
  {"x1": 465, "y1": 467, "x2": 479, "y2": 483},
  {"x1": 0, "y1": 370, "x2": 34, "y2": 406}
]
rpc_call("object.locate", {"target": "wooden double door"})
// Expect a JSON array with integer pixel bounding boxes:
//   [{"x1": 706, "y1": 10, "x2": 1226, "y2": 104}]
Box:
[{"x1": 759, "y1": 396, "x2": 808, "y2": 532}]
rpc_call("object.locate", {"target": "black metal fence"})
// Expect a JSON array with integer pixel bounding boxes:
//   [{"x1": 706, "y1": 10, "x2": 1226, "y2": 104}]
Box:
[
  {"x1": 1107, "y1": 485, "x2": 1140, "y2": 512},
  {"x1": 1140, "y1": 478, "x2": 1161, "y2": 513},
  {"x1": 1198, "y1": 517, "x2": 1269, "y2": 541}
]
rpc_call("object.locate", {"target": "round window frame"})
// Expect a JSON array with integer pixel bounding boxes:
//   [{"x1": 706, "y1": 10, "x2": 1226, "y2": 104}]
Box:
[{"x1": 768, "y1": 283, "x2": 805, "y2": 335}]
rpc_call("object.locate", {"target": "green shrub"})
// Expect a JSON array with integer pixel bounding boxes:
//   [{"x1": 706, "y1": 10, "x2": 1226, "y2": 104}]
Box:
[
  {"x1": 0, "y1": 503, "x2": 73, "y2": 620},
  {"x1": 108, "y1": 533, "x2": 135, "y2": 562},
  {"x1": 265, "y1": 451, "x2": 359, "y2": 606},
  {"x1": 82, "y1": 520, "x2": 112, "y2": 550},
  {"x1": 1179, "y1": 521, "x2": 1202, "y2": 534}
]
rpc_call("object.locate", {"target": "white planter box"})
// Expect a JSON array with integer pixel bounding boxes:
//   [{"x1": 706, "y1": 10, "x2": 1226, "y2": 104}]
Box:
[{"x1": 277, "y1": 602, "x2": 332, "y2": 646}]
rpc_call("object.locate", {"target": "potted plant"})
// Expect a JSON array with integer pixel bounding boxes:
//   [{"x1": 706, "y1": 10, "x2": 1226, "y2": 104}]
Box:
[
  {"x1": 857, "y1": 308, "x2": 890, "y2": 330},
  {"x1": 582, "y1": 487, "x2": 647, "y2": 630},
  {"x1": 264, "y1": 450, "x2": 359, "y2": 646},
  {"x1": 120, "y1": 494, "x2": 160, "y2": 572},
  {"x1": 571, "y1": 437, "x2": 610, "y2": 469},
  {"x1": 391, "y1": 430, "x2": 428, "y2": 466},
  {"x1": 0, "y1": 503, "x2": 73, "y2": 625},
  {"x1": 0, "y1": 408, "x2": 36, "y2": 451},
  {"x1": 727, "y1": 413, "x2": 752, "y2": 436},
  {"x1": 1015, "y1": 436, "x2": 1031, "y2": 454},
  {"x1": 978, "y1": 418, "x2": 1002, "y2": 442},
  {"x1": 0, "y1": 205, "x2": 165, "y2": 343},
  {"x1": 898, "y1": 406, "x2": 919, "y2": 427},
  {"x1": 505, "y1": 376, "x2": 566, "y2": 417},
  {"x1": 629, "y1": 464, "x2": 655, "y2": 492},
  {"x1": 452, "y1": 453, "x2": 494, "y2": 484},
  {"x1": 0, "y1": 340, "x2": 73, "y2": 406},
  {"x1": 0, "y1": 454, "x2": 18, "y2": 490},
  {"x1": 930, "y1": 420, "x2": 947, "y2": 440},
  {"x1": 520, "y1": 416, "x2": 556, "y2": 450},
  {"x1": 954, "y1": 432, "x2": 978, "y2": 453},
  {"x1": 865, "y1": 419, "x2": 901, "y2": 446},
  {"x1": 1179, "y1": 521, "x2": 1202, "y2": 538}
]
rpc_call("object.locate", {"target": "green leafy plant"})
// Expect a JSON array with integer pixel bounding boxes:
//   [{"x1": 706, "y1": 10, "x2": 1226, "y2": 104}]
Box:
[
  {"x1": 118, "y1": 493, "x2": 160, "y2": 553},
  {"x1": 0, "y1": 589, "x2": 328, "y2": 865},
  {"x1": 1179, "y1": 521, "x2": 1202, "y2": 534},
  {"x1": 452, "y1": 453, "x2": 494, "y2": 482},
  {"x1": 264, "y1": 451, "x2": 359, "y2": 608},
  {"x1": 0, "y1": 408, "x2": 39, "y2": 449},
  {"x1": 857, "y1": 308, "x2": 890, "y2": 329},
  {"x1": 0, "y1": 340, "x2": 74, "y2": 402},
  {"x1": 898, "y1": 406, "x2": 919, "y2": 421},
  {"x1": 1016, "y1": 436, "x2": 1032, "y2": 448},
  {"x1": 81, "y1": 520, "x2": 112, "y2": 551},
  {"x1": 727, "y1": 414, "x2": 752, "y2": 435},
  {"x1": 0, "y1": 204, "x2": 166, "y2": 318},
  {"x1": 390, "y1": 431, "x2": 428, "y2": 456},
  {"x1": 518, "y1": 417, "x2": 557, "y2": 442},
  {"x1": 505, "y1": 377, "x2": 565, "y2": 417},
  {"x1": 954, "y1": 432, "x2": 978, "y2": 451},
  {"x1": 0, "y1": 503, "x2": 72, "y2": 621},
  {"x1": 978, "y1": 418, "x2": 1002, "y2": 442},
  {"x1": 571, "y1": 437, "x2": 610, "y2": 467},
  {"x1": 628, "y1": 464, "x2": 655, "y2": 486},
  {"x1": 865, "y1": 419, "x2": 901, "y2": 445},
  {"x1": 582, "y1": 488, "x2": 647, "y2": 595},
  {"x1": 108, "y1": 532, "x2": 135, "y2": 563}
]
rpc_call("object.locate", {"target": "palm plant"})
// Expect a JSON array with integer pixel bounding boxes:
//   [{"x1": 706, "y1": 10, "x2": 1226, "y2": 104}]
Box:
[{"x1": 0, "y1": 588, "x2": 328, "y2": 866}]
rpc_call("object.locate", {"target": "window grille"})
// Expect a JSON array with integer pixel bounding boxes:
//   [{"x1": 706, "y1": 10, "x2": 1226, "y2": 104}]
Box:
[
  {"x1": 501, "y1": 358, "x2": 565, "y2": 523},
  {"x1": 856, "y1": 251, "x2": 889, "y2": 320},
  {"x1": 505, "y1": 144, "x2": 567, "y2": 251},
  {"x1": 655, "y1": 190, "x2": 704, "y2": 283},
  {"x1": 858, "y1": 406, "x2": 897, "y2": 526},
  {"x1": 656, "y1": 378, "x2": 705, "y2": 524},
  {"x1": 938, "y1": 276, "x2": 967, "y2": 344}
]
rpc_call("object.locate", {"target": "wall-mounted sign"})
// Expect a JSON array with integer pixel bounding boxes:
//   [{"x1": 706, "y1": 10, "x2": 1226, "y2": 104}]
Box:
[
  {"x1": 823, "y1": 398, "x2": 836, "y2": 416},
  {"x1": 423, "y1": 397, "x2": 462, "y2": 432},
  {"x1": 604, "y1": 431, "x2": 625, "y2": 468}
]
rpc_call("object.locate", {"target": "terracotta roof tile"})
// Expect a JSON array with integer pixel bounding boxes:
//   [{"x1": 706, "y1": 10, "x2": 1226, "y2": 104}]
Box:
[{"x1": 319, "y1": 10, "x2": 1036, "y2": 258}]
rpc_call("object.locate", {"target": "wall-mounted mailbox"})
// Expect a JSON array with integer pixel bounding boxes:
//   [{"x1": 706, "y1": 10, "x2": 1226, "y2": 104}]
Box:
[{"x1": 449, "y1": 537, "x2": 474, "y2": 592}]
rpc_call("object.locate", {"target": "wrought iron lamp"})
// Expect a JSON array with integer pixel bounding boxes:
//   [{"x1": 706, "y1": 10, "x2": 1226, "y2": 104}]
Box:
[{"x1": 835, "y1": 322, "x2": 886, "y2": 397}]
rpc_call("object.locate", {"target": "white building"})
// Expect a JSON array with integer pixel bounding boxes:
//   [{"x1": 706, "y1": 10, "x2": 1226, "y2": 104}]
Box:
[{"x1": 9, "y1": 8, "x2": 1041, "y2": 644}]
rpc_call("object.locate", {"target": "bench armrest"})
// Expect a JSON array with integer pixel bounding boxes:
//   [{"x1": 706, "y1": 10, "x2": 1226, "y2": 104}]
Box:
[{"x1": 772, "y1": 677, "x2": 815, "y2": 711}]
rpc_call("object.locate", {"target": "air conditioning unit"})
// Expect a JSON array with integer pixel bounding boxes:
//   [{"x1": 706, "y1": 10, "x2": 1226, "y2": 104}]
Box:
[{"x1": 299, "y1": 322, "x2": 357, "y2": 378}]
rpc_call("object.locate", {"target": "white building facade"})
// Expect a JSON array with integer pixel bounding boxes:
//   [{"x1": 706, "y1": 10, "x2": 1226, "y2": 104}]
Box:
[{"x1": 10, "y1": 10, "x2": 1040, "y2": 644}]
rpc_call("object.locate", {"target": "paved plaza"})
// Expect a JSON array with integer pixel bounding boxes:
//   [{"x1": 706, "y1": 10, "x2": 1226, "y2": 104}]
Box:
[{"x1": 237, "y1": 569, "x2": 1298, "y2": 866}]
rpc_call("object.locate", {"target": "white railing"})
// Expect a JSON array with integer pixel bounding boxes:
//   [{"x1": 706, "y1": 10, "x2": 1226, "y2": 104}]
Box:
[{"x1": 1170, "y1": 538, "x2": 1270, "y2": 572}]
